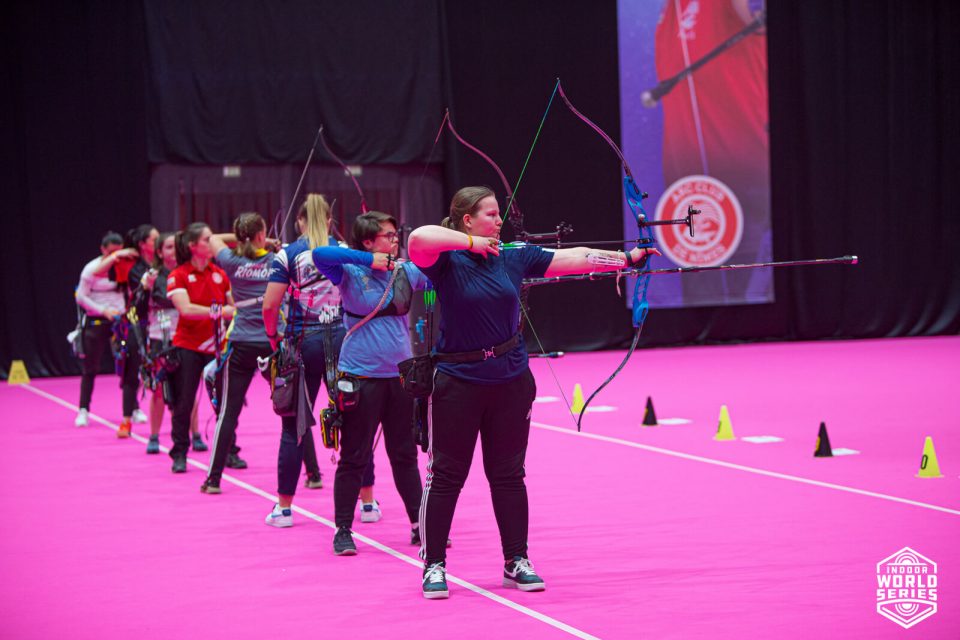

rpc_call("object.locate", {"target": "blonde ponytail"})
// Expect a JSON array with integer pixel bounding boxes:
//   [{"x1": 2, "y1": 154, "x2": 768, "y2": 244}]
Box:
[{"x1": 298, "y1": 193, "x2": 331, "y2": 249}]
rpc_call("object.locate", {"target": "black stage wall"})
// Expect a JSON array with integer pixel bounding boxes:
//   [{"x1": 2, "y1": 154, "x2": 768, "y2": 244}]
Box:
[{"x1": 2, "y1": 0, "x2": 958, "y2": 378}]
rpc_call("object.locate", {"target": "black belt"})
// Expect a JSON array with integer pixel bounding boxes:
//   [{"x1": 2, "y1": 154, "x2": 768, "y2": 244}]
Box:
[{"x1": 433, "y1": 334, "x2": 521, "y2": 364}]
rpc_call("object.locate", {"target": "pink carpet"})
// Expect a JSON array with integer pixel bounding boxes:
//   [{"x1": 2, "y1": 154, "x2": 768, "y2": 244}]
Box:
[{"x1": 1, "y1": 336, "x2": 958, "y2": 639}]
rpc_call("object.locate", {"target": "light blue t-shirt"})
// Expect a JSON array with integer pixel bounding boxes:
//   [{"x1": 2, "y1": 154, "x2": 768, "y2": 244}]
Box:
[{"x1": 312, "y1": 246, "x2": 430, "y2": 378}]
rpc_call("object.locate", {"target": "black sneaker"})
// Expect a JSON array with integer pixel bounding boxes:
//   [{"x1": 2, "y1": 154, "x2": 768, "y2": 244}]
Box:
[
  {"x1": 192, "y1": 434, "x2": 208, "y2": 452},
  {"x1": 171, "y1": 456, "x2": 187, "y2": 473},
  {"x1": 410, "y1": 528, "x2": 452, "y2": 548},
  {"x1": 200, "y1": 477, "x2": 221, "y2": 494},
  {"x1": 303, "y1": 472, "x2": 323, "y2": 489},
  {"x1": 146, "y1": 436, "x2": 160, "y2": 455},
  {"x1": 422, "y1": 561, "x2": 449, "y2": 599},
  {"x1": 503, "y1": 556, "x2": 545, "y2": 591},
  {"x1": 333, "y1": 526, "x2": 357, "y2": 556},
  {"x1": 226, "y1": 452, "x2": 248, "y2": 469}
]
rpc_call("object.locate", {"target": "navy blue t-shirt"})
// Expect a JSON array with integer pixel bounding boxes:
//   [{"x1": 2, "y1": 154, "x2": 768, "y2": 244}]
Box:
[{"x1": 420, "y1": 246, "x2": 553, "y2": 384}]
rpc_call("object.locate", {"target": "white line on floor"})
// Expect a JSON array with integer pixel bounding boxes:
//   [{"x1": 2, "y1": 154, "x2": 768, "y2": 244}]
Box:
[
  {"x1": 20, "y1": 383, "x2": 599, "y2": 640},
  {"x1": 531, "y1": 421, "x2": 960, "y2": 517}
]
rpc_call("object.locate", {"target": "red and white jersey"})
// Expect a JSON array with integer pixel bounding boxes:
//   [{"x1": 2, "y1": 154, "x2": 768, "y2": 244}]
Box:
[
  {"x1": 655, "y1": 0, "x2": 768, "y2": 180},
  {"x1": 76, "y1": 256, "x2": 125, "y2": 317},
  {"x1": 167, "y1": 262, "x2": 231, "y2": 353}
]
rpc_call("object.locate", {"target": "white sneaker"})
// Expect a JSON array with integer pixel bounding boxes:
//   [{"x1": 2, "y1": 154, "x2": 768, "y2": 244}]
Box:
[
  {"x1": 360, "y1": 501, "x2": 382, "y2": 523},
  {"x1": 74, "y1": 409, "x2": 89, "y2": 428},
  {"x1": 131, "y1": 409, "x2": 148, "y2": 424},
  {"x1": 264, "y1": 504, "x2": 293, "y2": 528}
]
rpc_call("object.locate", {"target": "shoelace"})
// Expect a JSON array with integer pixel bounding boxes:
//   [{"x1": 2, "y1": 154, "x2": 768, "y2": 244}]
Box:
[
  {"x1": 424, "y1": 563, "x2": 446, "y2": 584},
  {"x1": 509, "y1": 558, "x2": 537, "y2": 577}
]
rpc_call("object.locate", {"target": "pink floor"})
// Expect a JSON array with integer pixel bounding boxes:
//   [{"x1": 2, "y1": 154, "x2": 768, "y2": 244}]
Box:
[{"x1": 1, "y1": 336, "x2": 958, "y2": 639}]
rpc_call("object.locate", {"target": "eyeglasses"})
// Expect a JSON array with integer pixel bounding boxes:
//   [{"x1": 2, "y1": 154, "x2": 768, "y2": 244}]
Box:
[{"x1": 376, "y1": 232, "x2": 400, "y2": 241}]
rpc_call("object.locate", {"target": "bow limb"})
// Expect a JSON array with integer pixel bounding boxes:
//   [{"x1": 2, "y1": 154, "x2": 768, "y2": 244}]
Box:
[
  {"x1": 272, "y1": 127, "x2": 323, "y2": 240},
  {"x1": 444, "y1": 110, "x2": 526, "y2": 240},
  {"x1": 318, "y1": 125, "x2": 369, "y2": 214},
  {"x1": 553, "y1": 80, "x2": 653, "y2": 429}
]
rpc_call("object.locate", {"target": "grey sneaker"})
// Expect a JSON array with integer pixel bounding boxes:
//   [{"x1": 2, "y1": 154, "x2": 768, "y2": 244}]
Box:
[{"x1": 333, "y1": 526, "x2": 357, "y2": 556}]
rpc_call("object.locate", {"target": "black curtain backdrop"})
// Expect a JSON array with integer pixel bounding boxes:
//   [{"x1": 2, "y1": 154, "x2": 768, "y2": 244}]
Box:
[
  {"x1": 2, "y1": 1, "x2": 150, "y2": 379},
  {"x1": 2, "y1": 0, "x2": 958, "y2": 378},
  {"x1": 143, "y1": 0, "x2": 444, "y2": 164}
]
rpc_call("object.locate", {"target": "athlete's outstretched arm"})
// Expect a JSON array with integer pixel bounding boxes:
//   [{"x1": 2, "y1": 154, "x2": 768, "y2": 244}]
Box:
[
  {"x1": 543, "y1": 246, "x2": 660, "y2": 278},
  {"x1": 408, "y1": 225, "x2": 499, "y2": 267}
]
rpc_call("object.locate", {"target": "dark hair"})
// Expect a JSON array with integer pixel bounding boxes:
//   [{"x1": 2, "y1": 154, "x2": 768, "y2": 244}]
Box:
[
  {"x1": 232, "y1": 212, "x2": 266, "y2": 259},
  {"x1": 351, "y1": 211, "x2": 398, "y2": 250},
  {"x1": 101, "y1": 231, "x2": 124, "y2": 248},
  {"x1": 174, "y1": 222, "x2": 210, "y2": 265},
  {"x1": 153, "y1": 231, "x2": 176, "y2": 269},
  {"x1": 442, "y1": 186, "x2": 495, "y2": 231},
  {"x1": 125, "y1": 224, "x2": 157, "y2": 251}
]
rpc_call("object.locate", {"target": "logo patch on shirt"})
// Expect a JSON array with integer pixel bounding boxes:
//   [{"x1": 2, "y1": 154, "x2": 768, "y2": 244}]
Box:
[
  {"x1": 187, "y1": 274, "x2": 197, "y2": 283},
  {"x1": 212, "y1": 272, "x2": 223, "y2": 284}
]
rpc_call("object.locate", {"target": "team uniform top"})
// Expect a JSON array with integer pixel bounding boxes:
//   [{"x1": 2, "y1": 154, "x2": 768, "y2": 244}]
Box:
[
  {"x1": 419, "y1": 245, "x2": 552, "y2": 384},
  {"x1": 268, "y1": 237, "x2": 342, "y2": 334},
  {"x1": 166, "y1": 262, "x2": 231, "y2": 353},
  {"x1": 76, "y1": 256, "x2": 124, "y2": 318},
  {"x1": 216, "y1": 248, "x2": 272, "y2": 343},
  {"x1": 312, "y1": 247, "x2": 430, "y2": 378}
]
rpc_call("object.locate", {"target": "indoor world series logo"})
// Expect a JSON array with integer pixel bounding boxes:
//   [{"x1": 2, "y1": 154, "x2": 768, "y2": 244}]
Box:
[{"x1": 876, "y1": 547, "x2": 938, "y2": 629}]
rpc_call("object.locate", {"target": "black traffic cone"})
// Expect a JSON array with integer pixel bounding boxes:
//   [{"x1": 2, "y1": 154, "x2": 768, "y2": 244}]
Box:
[
  {"x1": 642, "y1": 396, "x2": 658, "y2": 426},
  {"x1": 814, "y1": 421, "x2": 833, "y2": 457}
]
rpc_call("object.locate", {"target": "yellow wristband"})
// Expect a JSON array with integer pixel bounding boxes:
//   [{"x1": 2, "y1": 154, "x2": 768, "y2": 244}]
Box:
[{"x1": 467, "y1": 235, "x2": 473, "y2": 250}]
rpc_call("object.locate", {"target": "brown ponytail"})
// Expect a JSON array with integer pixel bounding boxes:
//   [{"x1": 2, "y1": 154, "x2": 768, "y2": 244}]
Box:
[
  {"x1": 175, "y1": 222, "x2": 209, "y2": 265},
  {"x1": 232, "y1": 212, "x2": 266, "y2": 259}
]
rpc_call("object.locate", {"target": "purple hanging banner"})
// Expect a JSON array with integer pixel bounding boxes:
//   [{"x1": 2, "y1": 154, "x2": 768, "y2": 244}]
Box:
[{"x1": 619, "y1": 0, "x2": 772, "y2": 307}]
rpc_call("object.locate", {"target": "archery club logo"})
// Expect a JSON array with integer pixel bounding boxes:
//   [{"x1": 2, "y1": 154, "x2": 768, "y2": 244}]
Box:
[
  {"x1": 654, "y1": 175, "x2": 743, "y2": 267},
  {"x1": 876, "y1": 547, "x2": 938, "y2": 629}
]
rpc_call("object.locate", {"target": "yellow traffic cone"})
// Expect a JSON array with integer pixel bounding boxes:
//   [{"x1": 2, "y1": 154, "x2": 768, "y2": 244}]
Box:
[
  {"x1": 714, "y1": 405, "x2": 735, "y2": 441},
  {"x1": 7, "y1": 360, "x2": 30, "y2": 385},
  {"x1": 570, "y1": 383, "x2": 585, "y2": 415},
  {"x1": 916, "y1": 436, "x2": 943, "y2": 478}
]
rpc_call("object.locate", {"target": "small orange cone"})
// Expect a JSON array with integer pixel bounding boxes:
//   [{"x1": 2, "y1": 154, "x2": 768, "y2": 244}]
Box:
[
  {"x1": 916, "y1": 436, "x2": 943, "y2": 478},
  {"x1": 714, "y1": 405, "x2": 735, "y2": 441}
]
